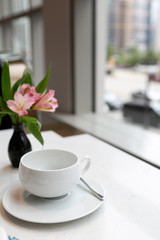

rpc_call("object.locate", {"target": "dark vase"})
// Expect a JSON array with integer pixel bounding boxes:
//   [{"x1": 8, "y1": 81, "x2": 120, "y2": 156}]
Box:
[{"x1": 8, "y1": 123, "x2": 32, "y2": 168}]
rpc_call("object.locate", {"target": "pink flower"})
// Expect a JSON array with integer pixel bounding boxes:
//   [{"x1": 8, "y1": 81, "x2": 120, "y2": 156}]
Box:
[
  {"x1": 32, "y1": 90, "x2": 58, "y2": 112},
  {"x1": 7, "y1": 92, "x2": 36, "y2": 116},
  {"x1": 17, "y1": 84, "x2": 31, "y2": 95},
  {"x1": 18, "y1": 84, "x2": 41, "y2": 102}
]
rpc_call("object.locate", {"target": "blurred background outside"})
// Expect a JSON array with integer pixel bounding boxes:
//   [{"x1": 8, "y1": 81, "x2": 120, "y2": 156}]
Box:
[{"x1": 105, "y1": 0, "x2": 160, "y2": 133}]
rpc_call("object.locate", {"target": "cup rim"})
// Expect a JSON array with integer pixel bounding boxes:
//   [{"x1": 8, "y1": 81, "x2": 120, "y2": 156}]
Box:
[{"x1": 20, "y1": 149, "x2": 79, "y2": 172}]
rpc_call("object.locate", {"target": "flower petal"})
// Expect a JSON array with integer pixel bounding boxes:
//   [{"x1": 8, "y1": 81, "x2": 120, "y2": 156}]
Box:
[
  {"x1": 18, "y1": 84, "x2": 31, "y2": 95},
  {"x1": 7, "y1": 92, "x2": 36, "y2": 116},
  {"x1": 32, "y1": 90, "x2": 58, "y2": 112}
]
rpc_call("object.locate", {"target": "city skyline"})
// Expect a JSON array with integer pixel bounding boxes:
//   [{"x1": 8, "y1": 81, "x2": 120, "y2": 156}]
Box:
[{"x1": 107, "y1": 0, "x2": 160, "y2": 51}]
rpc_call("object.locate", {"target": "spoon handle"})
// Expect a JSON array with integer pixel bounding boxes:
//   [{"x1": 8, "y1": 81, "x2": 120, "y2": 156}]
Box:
[{"x1": 80, "y1": 177, "x2": 105, "y2": 201}]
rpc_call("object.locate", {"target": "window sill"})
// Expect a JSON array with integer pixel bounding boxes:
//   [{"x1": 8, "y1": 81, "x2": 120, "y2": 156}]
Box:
[{"x1": 55, "y1": 112, "x2": 160, "y2": 168}]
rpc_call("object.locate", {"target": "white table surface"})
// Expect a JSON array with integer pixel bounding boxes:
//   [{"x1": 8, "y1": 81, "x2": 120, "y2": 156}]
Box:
[{"x1": 0, "y1": 129, "x2": 160, "y2": 240}]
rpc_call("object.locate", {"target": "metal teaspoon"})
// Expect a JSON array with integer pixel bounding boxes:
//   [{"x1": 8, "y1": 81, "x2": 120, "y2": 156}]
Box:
[{"x1": 80, "y1": 177, "x2": 105, "y2": 201}]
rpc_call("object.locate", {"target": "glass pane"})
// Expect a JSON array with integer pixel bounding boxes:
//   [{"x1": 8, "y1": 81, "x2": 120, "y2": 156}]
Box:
[
  {"x1": 0, "y1": 1, "x2": 3, "y2": 19},
  {"x1": 11, "y1": 17, "x2": 32, "y2": 70},
  {"x1": 1, "y1": 0, "x2": 10, "y2": 17},
  {"x1": 31, "y1": 0, "x2": 42, "y2": 9},
  {"x1": 0, "y1": 26, "x2": 3, "y2": 51},
  {"x1": 105, "y1": 0, "x2": 160, "y2": 132},
  {"x1": 10, "y1": 0, "x2": 30, "y2": 14}
]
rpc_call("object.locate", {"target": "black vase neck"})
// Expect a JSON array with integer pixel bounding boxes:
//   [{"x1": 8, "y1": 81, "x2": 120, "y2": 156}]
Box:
[{"x1": 12, "y1": 123, "x2": 25, "y2": 131}]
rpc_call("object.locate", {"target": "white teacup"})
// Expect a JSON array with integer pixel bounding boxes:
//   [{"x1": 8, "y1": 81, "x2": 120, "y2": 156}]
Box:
[{"x1": 19, "y1": 149, "x2": 90, "y2": 198}]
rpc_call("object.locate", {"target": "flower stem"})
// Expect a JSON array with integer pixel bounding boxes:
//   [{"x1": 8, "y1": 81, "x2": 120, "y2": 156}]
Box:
[{"x1": 16, "y1": 114, "x2": 20, "y2": 124}]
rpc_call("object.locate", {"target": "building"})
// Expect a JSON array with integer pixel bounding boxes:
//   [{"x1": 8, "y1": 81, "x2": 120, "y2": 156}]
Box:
[{"x1": 107, "y1": 0, "x2": 160, "y2": 51}]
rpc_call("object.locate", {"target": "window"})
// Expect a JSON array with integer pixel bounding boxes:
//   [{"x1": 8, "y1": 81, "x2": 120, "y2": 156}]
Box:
[
  {"x1": 12, "y1": 17, "x2": 32, "y2": 66},
  {"x1": 0, "y1": 0, "x2": 44, "y2": 84},
  {"x1": 106, "y1": 0, "x2": 160, "y2": 129}
]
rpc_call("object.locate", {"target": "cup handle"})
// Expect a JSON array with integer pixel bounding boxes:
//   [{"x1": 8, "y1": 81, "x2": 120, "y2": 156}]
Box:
[{"x1": 80, "y1": 156, "x2": 91, "y2": 175}]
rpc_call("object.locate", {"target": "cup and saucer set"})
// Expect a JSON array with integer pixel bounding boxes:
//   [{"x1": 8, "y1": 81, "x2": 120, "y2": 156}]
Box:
[{"x1": 2, "y1": 149, "x2": 105, "y2": 224}]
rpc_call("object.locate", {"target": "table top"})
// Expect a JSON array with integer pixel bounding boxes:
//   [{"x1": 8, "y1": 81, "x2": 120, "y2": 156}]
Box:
[{"x1": 0, "y1": 129, "x2": 160, "y2": 240}]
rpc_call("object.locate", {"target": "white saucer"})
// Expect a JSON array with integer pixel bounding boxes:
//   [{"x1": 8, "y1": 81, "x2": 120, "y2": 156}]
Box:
[{"x1": 2, "y1": 180, "x2": 105, "y2": 223}]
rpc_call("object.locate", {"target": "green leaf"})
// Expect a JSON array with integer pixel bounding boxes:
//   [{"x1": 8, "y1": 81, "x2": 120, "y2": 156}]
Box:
[
  {"x1": 0, "y1": 111, "x2": 17, "y2": 124},
  {"x1": 21, "y1": 115, "x2": 41, "y2": 131},
  {"x1": 36, "y1": 65, "x2": 51, "y2": 94},
  {"x1": 0, "y1": 96, "x2": 7, "y2": 110},
  {"x1": 1, "y1": 62, "x2": 12, "y2": 101},
  {"x1": 0, "y1": 113, "x2": 6, "y2": 125},
  {"x1": 0, "y1": 111, "x2": 14, "y2": 115},
  {"x1": 11, "y1": 71, "x2": 32, "y2": 98},
  {"x1": 25, "y1": 121, "x2": 44, "y2": 145},
  {"x1": 23, "y1": 116, "x2": 44, "y2": 145},
  {"x1": 22, "y1": 68, "x2": 30, "y2": 77},
  {"x1": 0, "y1": 110, "x2": 17, "y2": 119}
]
